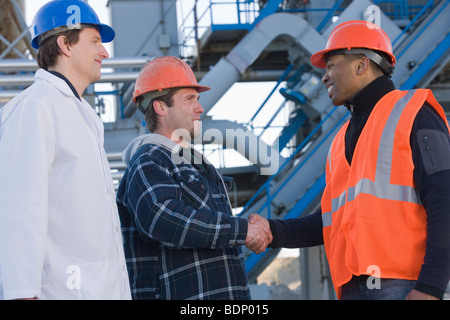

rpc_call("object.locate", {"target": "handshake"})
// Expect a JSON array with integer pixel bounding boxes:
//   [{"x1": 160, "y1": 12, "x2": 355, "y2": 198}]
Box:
[{"x1": 244, "y1": 214, "x2": 272, "y2": 254}]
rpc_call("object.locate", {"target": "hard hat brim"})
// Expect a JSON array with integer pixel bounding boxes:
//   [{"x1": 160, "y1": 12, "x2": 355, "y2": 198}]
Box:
[
  {"x1": 195, "y1": 85, "x2": 211, "y2": 93},
  {"x1": 310, "y1": 46, "x2": 396, "y2": 69},
  {"x1": 31, "y1": 23, "x2": 115, "y2": 49},
  {"x1": 310, "y1": 49, "x2": 330, "y2": 69},
  {"x1": 132, "y1": 84, "x2": 211, "y2": 104},
  {"x1": 97, "y1": 23, "x2": 115, "y2": 44}
]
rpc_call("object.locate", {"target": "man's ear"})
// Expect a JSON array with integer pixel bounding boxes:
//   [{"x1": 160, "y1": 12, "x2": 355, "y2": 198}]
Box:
[
  {"x1": 356, "y1": 56, "x2": 371, "y2": 75},
  {"x1": 56, "y1": 35, "x2": 71, "y2": 57},
  {"x1": 152, "y1": 100, "x2": 166, "y2": 117}
]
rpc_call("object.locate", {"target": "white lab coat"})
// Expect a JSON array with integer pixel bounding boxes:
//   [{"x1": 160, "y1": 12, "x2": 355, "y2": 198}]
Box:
[{"x1": 0, "y1": 69, "x2": 131, "y2": 300}]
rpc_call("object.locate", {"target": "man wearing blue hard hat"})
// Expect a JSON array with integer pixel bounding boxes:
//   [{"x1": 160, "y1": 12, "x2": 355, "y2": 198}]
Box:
[{"x1": 0, "y1": 0, "x2": 131, "y2": 300}]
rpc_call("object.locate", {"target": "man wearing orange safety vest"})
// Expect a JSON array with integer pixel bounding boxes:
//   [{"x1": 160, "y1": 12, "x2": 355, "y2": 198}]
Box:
[{"x1": 249, "y1": 20, "x2": 450, "y2": 299}]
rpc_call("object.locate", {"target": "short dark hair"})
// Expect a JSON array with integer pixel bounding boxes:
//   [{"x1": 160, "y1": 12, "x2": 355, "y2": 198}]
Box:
[
  {"x1": 143, "y1": 89, "x2": 179, "y2": 133},
  {"x1": 36, "y1": 29, "x2": 81, "y2": 70}
]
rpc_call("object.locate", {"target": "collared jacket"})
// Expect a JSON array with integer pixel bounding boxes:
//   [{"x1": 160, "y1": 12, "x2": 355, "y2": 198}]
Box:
[
  {"x1": 117, "y1": 134, "x2": 250, "y2": 300},
  {"x1": 0, "y1": 69, "x2": 131, "y2": 300}
]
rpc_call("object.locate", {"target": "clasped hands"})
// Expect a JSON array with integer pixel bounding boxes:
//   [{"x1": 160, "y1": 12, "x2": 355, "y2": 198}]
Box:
[{"x1": 244, "y1": 214, "x2": 272, "y2": 254}]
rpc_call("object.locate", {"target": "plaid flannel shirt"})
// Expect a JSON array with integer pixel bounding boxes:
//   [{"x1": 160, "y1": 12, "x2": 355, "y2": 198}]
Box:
[{"x1": 117, "y1": 134, "x2": 250, "y2": 300}]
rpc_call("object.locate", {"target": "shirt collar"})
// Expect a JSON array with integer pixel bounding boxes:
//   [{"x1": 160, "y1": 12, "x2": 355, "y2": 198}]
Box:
[
  {"x1": 345, "y1": 75, "x2": 395, "y2": 117},
  {"x1": 48, "y1": 70, "x2": 81, "y2": 101}
]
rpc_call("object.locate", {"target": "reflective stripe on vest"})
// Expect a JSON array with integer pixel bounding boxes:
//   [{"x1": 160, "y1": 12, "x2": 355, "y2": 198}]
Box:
[{"x1": 322, "y1": 90, "x2": 421, "y2": 228}]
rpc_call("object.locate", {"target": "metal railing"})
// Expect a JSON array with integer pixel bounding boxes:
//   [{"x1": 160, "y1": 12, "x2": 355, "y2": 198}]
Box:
[{"x1": 179, "y1": 0, "x2": 261, "y2": 58}]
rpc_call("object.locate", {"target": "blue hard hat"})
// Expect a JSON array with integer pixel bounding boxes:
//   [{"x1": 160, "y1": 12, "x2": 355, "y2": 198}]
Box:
[{"x1": 30, "y1": 0, "x2": 115, "y2": 49}]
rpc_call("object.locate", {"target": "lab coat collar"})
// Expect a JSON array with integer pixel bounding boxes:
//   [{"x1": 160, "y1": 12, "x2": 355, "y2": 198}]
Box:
[
  {"x1": 35, "y1": 69, "x2": 81, "y2": 100},
  {"x1": 48, "y1": 71, "x2": 81, "y2": 101}
]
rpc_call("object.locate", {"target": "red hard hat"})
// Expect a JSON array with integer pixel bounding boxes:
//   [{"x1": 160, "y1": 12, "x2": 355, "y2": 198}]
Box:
[
  {"x1": 310, "y1": 20, "x2": 396, "y2": 69},
  {"x1": 132, "y1": 56, "x2": 210, "y2": 103}
]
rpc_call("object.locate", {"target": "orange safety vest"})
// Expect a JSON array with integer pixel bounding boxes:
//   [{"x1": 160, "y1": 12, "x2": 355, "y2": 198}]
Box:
[{"x1": 321, "y1": 89, "x2": 450, "y2": 299}]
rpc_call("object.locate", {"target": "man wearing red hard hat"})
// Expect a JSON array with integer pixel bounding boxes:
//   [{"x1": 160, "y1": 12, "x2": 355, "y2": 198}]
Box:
[
  {"x1": 116, "y1": 56, "x2": 272, "y2": 300},
  {"x1": 249, "y1": 20, "x2": 450, "y2": 300}
]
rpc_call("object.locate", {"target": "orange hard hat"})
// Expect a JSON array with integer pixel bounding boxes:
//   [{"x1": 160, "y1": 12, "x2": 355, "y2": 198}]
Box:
[
  {"x1": 132, "y1": 56, "x2": 210, "y2": 106},
  {"x1": 310, "y1": 20, "x2": 396, "y2": 69}
]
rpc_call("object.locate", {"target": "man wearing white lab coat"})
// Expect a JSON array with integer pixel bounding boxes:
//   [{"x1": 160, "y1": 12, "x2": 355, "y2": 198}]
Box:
[{"x1": 0, "y1": 0, "x2": 130, "y2": 300}]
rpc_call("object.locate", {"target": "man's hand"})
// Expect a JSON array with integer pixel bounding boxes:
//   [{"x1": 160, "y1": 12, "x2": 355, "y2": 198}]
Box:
[
  {"x1": 405, "y1": 289, "x2": 439, "y2": 300},
  {"x1": 244, "y1": 214, "x2": 272, "y2": 254}
]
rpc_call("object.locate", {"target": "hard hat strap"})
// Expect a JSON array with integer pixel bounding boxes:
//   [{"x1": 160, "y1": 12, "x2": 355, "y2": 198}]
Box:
[
  {"x1": 328, "y1": 48, "x2": 394, "y2": 77},
  {"x1": 37, "y1": 23, "x2": 97, "y2": 47},
  {"x1": 138, "y1": 89, "x2": 171, "y2": 113},
  {"x1": 344, "y1": 48, "x2": 394, "y2": 77}
]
